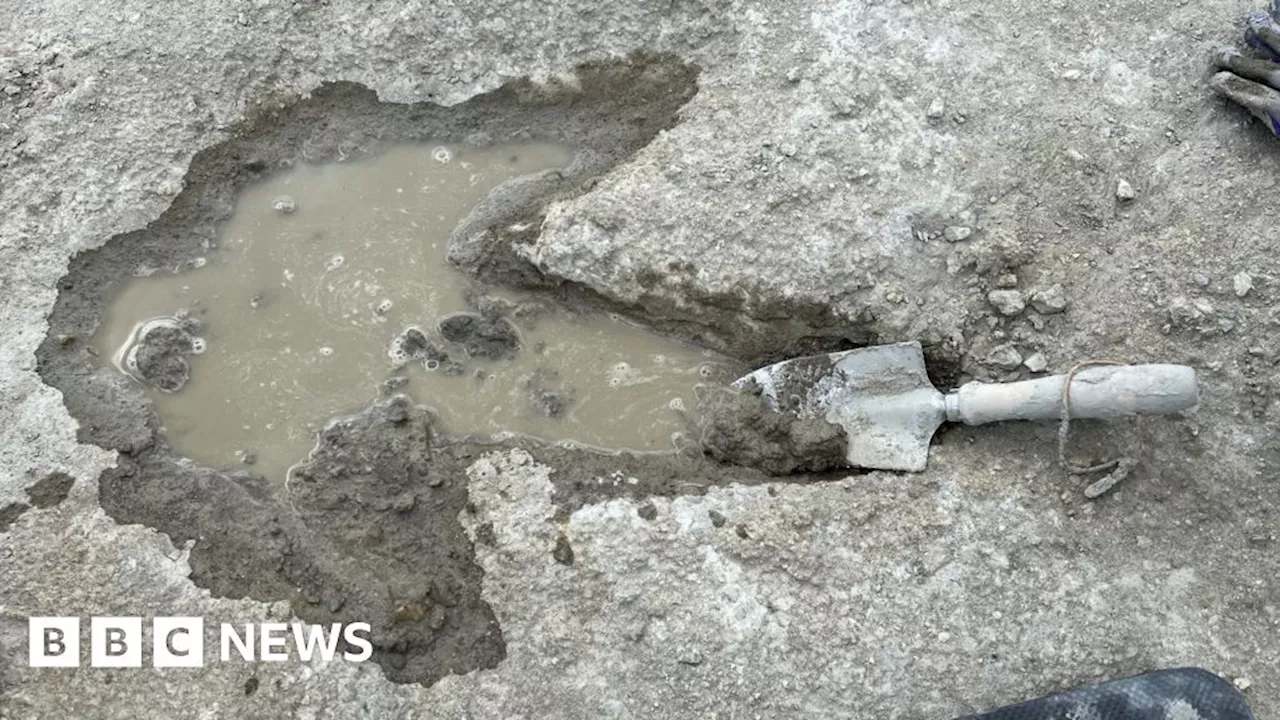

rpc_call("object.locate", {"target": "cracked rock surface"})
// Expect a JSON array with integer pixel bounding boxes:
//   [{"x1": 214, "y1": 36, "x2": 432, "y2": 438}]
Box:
[{"x1": 3, "y1": 0, "x2": 1279, "y2": 717}]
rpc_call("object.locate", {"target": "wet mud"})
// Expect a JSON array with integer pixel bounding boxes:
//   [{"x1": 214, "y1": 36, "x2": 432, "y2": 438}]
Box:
[
  {"x1": 695, "y1": 383, "x2": 848, "y2": 475},
  {"x1": 36, "y1": 55, "x2": 860, "y2": 685}
]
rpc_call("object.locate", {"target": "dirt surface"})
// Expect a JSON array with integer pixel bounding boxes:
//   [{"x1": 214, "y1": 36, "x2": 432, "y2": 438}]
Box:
[{"x1": 2, "y1": 0, "x2": 1280, "y2": 717}]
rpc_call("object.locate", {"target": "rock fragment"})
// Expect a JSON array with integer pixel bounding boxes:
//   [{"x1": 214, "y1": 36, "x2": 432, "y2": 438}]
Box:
[
  {"x1": 927, "y1": 97, "x2": 946, "y2": 119},
  {"x1": 1115, "y1": 179, "x2": 1136, "y2": 201},
  {"x1": 1022, "y1": 352, "x2": 1048, "y2": 373},
  {"x1": 552, "y1": 535, "x2": 575, "y2": 565},
  {"x1": 987, "y1": 289, "x2": 1026, "y2": 316},
  {"x1": 943, "y1": 225, "x2": 972, "y2": 242},
  {"x1": 272, "y1": 195, "x2": 297, "y2": 213},
  {"x1": 1233, "y1": 272, "x2": 1254, "y2": 298},
  {"x1": 985, "y1": 344, "x2": 1023, "y2": 370},
  {"x1": 1029, "y1": 284, "x2": 1069, "y2": 314}
]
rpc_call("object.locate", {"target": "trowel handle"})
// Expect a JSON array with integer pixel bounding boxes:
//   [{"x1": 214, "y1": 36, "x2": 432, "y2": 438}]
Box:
[{"x1": 945, "y1": 364, "x2": 1198, "y2": 426}]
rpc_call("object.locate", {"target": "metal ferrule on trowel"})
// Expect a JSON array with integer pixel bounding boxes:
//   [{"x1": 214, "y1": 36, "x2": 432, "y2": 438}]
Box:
[{"x1": 732, "y1": 341, "x2": 1199, "y2": 472}]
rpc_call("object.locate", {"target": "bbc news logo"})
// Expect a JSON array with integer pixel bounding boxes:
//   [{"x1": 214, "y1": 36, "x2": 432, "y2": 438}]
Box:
[{"x1": 29, "y1": 617, "x2": 373, "y2": 668}]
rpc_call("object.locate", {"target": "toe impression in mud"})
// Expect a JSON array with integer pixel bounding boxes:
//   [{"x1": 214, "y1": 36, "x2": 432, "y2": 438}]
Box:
[{"x1": 734, "y1": 341, "x2": 1199, "y2": 472}]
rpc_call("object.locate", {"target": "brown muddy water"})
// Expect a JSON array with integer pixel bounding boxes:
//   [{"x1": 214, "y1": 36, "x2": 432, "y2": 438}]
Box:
[{"x1": 95, "y1": 142, "x2": 728, "y2": 482}]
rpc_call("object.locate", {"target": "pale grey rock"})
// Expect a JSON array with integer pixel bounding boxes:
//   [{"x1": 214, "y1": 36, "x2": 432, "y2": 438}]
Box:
[
  {"x1": 987, "y1": 289, "x2": 1026, "y2": 316},
  {"x1": 1029, "y1": 284, "x2": 1069, "y2": 314},
  {"x1": 985, "y1": 343, "x2": 1024, "y2": 369},
  {"x1": 1233, "y1": 272, "x2": 1253, "y2": 298},
  {"x1": 272, "y1": 195, "x2": 296, "y2": 214}
]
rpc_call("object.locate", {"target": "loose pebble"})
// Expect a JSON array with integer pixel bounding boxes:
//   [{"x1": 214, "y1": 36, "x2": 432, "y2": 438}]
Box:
[
  {"x1": 943, "y1": 225, "x2": 972, "y2": 242},
  {"x1": 1234, "y1": 677, "x2": 1253, "y2": 691},
  {"x1": 272, "y1": 195, "x2": 296, "y2": 213},
  {"x1": 1115, "y1": 179, "x2": 1136, "y2": 201},
  {"x1": 1029, "y1": 284, "x2": 1069, "y2": 314},
  {"x1": 1023, "y1": 352, "x2": 1048, "y2": 373},
  {"x1": 926, "y1": 97, "x2": 946, "y2": 119},
  {"x1": 1233, "y1": 272, "x2": 1254, "y2": 298},
  {"x1": 986, "y1": 344, "x2": 1023, "y2": 370},
  {"x1": 987, "y1": 289, "x2": 1026, "y2": 316}
]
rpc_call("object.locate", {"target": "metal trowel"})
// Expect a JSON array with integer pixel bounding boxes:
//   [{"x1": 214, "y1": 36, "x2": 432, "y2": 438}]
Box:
[{"x1": 732, "y1": 341, "x2": 1199, "y2": 472}]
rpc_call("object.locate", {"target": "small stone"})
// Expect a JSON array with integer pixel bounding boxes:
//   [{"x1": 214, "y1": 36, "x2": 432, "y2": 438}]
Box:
[
  {"x1": 56, "y1": 333, "x2": 75, "y2": 346},
  {"x1": 926, "y1": 97, "x2": 946, "y2": 119},
  {"x1": 1233, "y1": 677, "x2": 1252, "y2": 692},
  {"x1": 1029, "y1": 284, "x2": 1069, "y2": 314},
  {"x1": 1233, "y1": 272, "x2": 1254, "y2": 298},
  {"x1": 272, "y1": 195, "x2": 296, "y2": 213},
  {"x1": 987, "y1": 289, "x2": 1026, "y2": 316},
  {"x1": 393, "y1": 603, "x2": 427, "y2": 623},
  {"x1": 943, "y1": 225, "x2": 972, "y2": 242},
  {"x1": 1191, "y1": 271, "x2": 1210, "y2": 288},
  {"x1": 677, "y1": 648, "x2": 704, "y2": 666},
  {"x1": 1022, "y1": 352, "x2": 1048, "y2": 373},
  {"x1": 2, "y1": 85, "x2": 20, "y2": 96},
  {"x1": 241, "y1": 452, "x2": 257, "y2": 466},
  {"x1": 1115, "y1": 179, "x2": 1136, "y2": 201},
  {"x1": 1062, "y1": 69, "x2": 1083, "y2": 81},
  {"x1": 637, "y1": 502, "x2": 658, "y2": 521},
  {"x1": 552, "y1": 535, "x2": 575, "y2": 565},
  {"x1": 785, "y1": 66, "x2": 802, "y2": 83},
  {"x1": 708, "y1": 510, "x2": 727, "y2": 528},
  {"x1": 995, "y1": 273, "x2": 1018, "y2": 289},
  {"x1": 986, "y1": 344, "x2": 1023, "y2": 370},
  {"x1": 779, "y1": 143, "x2": 798, "y2": 157}
]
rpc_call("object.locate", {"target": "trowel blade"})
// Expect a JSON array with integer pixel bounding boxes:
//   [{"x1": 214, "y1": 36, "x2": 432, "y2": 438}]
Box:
[{"x1": 733, "y1": 341, "x2": 948, "y2": 472}]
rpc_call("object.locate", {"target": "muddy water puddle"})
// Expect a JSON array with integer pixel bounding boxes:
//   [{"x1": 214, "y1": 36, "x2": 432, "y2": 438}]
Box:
[{"x1": 95, "y1": 142, "x2": 729, "y2": 482}]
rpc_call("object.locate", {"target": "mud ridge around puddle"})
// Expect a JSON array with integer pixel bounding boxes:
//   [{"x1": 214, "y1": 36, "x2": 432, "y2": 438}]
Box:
[{"x1": 36, "y1": 55, "x2": 850, "y2": 685}]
